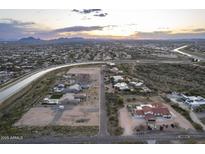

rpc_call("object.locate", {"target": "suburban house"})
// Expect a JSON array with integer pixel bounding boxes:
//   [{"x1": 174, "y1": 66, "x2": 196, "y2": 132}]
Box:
[
  {"x1": 53, "y1": 84, "x2": 65, "y2": 93},
  {"x1": 64, "y1": 84, "x2": 82, "y2": 93},
  {"x1": 110, "y1": 67, "x2": 123, "y2": 74},
  {"x1": 169, "y1": 92, "x2": 205, "y2": 109},
  {"x1": 133, "y1": 104, "x2": 172, "y2": 120},
  {"x1": 129, "y1": 81, "x2": 143, "y2": 87},
  {"x1": 183, "y1": 96, "x2": 205, "y2": 108},
  {"x1": 114, "y1": 82, "x2": 130, "y2": 91},
  {"x1": 112, "y1": 75, "x2": 124, "y2": 83},
  {"x1": 59, "y1": 93, "x2": 81, "y2": 104}
]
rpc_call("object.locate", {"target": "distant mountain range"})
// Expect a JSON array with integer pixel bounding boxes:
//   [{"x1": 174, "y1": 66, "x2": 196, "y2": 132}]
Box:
[
  {"x1": 0, "y1": 36, "x2": 205, "y2": 44},
  {"x1": 19, "y1": 37, "x2": 43, "y2": 43},
  {"x1": 17, "y1": 37, "x2": 87, "y2": 44}
]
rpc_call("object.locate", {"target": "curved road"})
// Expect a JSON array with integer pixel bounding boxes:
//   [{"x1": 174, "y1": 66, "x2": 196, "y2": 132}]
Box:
[
  {"x1": 173, "y1": 45, "x2": 204, "y2": 61},
  {"x1": 0, "y1": 61, "x2": 106, "y2": 104}
]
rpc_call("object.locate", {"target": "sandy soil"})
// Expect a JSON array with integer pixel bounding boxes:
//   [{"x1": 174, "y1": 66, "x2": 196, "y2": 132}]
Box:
[
  {"x1": 68, "y1": 67, "x2": 100, "y2": 75},
  {"x1": 14, "y1": 107, "x2": 55, "y2": 126},
  {"x1": 162, "y1": 103, "x2": 195, "y2": 130},
  {"x1": 57, "y1": 105, "x2": 99, "y2": 126},
  {"x1": 119, "y1": 107, "x2": 144, "y2": 136},
  {"x1": 67, "y1": 67, "x2": 100, "y2": 81}
]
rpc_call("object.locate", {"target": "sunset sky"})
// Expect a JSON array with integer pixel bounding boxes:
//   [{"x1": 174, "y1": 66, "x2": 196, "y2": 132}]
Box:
[{"x1": 0, "y1": 9, "x2": 205, "y2": 40}]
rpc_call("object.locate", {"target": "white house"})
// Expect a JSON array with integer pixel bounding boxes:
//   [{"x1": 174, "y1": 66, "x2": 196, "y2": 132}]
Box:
[
  {"x1": 112, "y1": 75, "x2": 124, "y2": 83},
  {"x1": 114, "y1": 82, "x2": 129, "y2": 91},
  {"x1": 129, "y1": 81, "x2": 143, "y2": 87},
  {"x1": 42, "y1": 98, "x2": 59, "y2": 105},
  {"x1": 185, "y1": 96, "x2": 205, "y2": 108},
  {"x1": 64, "y1": 84, "x2": 82, "y2": 93}
]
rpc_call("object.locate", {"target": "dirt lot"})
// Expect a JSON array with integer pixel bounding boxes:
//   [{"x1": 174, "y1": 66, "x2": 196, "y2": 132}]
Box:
[
  {"x1": 15, "y1": 67, "x2": 100, "y2": 127},
  {"x1": 57, "y1": 105, "x2": 99, "y2": 126},
  {"x1": 119, "y1": 95, "x2": 194, "y2": 136},
  {"x1": 68, "y1": 67, "x2": 100, "y2": 82},
  {"x1": 15, "y1": 107, "x2": 55, "y2": 126}
]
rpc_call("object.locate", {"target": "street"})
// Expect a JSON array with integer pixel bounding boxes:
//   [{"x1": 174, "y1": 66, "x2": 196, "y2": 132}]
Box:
[
  {"x1": 1, "y1": 131, "x2": 205, "y2": 144},
  {"x1": 98, "y1": 67, "x2": 109, "y2": 136}
]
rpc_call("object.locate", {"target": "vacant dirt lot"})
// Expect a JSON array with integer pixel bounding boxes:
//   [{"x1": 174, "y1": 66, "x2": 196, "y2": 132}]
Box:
[
  {"x1": 15, "y1": 107, "x2": 55, "y2": 126},
  {"x1": 57, "y1": 105, "x2": 99, "y2": 126},
  {"x1": 119, "y1": 107, "x2": 144, "y2": 136},
  {"x1": 68, "y1": 67, "x2": 100, "y2": 82},
  {"x1": 119, "y1": 96, "x2": 194, "y2": 136}
]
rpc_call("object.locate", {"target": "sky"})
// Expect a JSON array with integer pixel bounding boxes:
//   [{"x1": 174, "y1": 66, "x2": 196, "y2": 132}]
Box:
[{"x1": 0, "y1": 9, "x2": 205, "y2": 40}]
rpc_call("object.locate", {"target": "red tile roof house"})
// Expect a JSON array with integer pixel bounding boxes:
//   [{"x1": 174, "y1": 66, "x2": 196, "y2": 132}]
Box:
[{"x1": 133, "y1": 104, "x2": 172, "y2": 120}]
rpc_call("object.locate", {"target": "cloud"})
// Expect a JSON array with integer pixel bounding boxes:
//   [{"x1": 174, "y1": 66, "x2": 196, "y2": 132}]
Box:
[
  {"x1": 0, "y1": 18, "x2": 38, "y2": 40},
  {"x1": 72, "y1": 9, "x2": 101, "y2": 14},
  {"x1": 192, "y1": 28, "x2": 205, "y2": 32},
  {"x1": 132, "y1": 30, "x2": 205, "y2": 39},
  {"x1": 53, "y1": 26, "x2": 103, "y2": 33},
  {"x1": 33, "y1": 25, "x2": 105, "y2": 40},
  {"x1": 135, "y1": 31, "x2": 172, "y2": 37},
  {"x1": 1, "y1": 18, "x2": 205, "y2": 40},
  {"x1": 94, "y1": 13, "x2": 108, "y2": 17},
  {"x1": 72, "y1": 9, "x2": 108, "y2": 17},
  {"x1": 0, "y1": 18, "x2": 35, "y2": 26},
  {"x1": 0, "y1": 18, "x2": 106, "y2": 40}
]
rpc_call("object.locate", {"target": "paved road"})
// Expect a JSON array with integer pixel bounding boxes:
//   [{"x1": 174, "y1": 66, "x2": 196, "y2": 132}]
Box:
[
  {"x1": 112, "y1": 59, "x2": 191, "y2": 64},
  {"x1": 98, "y1": 67, "x2": 109, "y2": 136},
  {"x1": 1, "y1": 131, "x2": 205, "y2": 144},
  {"x1": 173, "y1": 45, "x2": 205, "y2": 61},
  {"x1": 0, "y1": 61, "x2": 107, "y2": 104}
]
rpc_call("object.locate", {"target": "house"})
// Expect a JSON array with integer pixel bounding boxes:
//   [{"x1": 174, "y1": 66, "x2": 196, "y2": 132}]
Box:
[
  {"x1": 152, "y1": 107, "x2": 172, "y2": 118},
  {"x1": 142, "y1": 106, "x2": 153, "y2": 115},
  {"x1": 64, "y1": 84, "x2": 82, "y2": 93},
  {"x1": 59, "y1": 93, "x2": 81, "y2": 104},
  {"x1": 112, "y1": 75, "x2": 124, "y2": 83},
  {"x1": 110, "y1": 67, "x2": 123, "y2": 74},
  {"x1": 42, "y1": 98, "x2": 59, "y2": 105},
  {"x1": 110, "y1": 67, "x2": 119, "y2": 73},
  {"x1": 176, "y1": 93, "x2": 205, "y2": 109},
  {"x1": 133, "y1": 103, "x2": 172, "y2": 119},
  {"x1": 80, "y1": 84, "x2": 90, "y2": 89},
  {"x1": 184, "y1": 96, "x2": 205, "y2": 108},
  {"x1": 114, "y1": 82, "x2": 129, "y2": 91},
  {"x1": 144, "y1": 113, "x2": 156, "y2": 121},
  {"x1": 129, "y1": 81, "x2": 143, "y2": 87},
  {"x1": 108, "y1": 62, "x2": 115, "y2": 67},
  {"x1": 135, "y1": 110, "x2": 144, "y2": 118}
]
